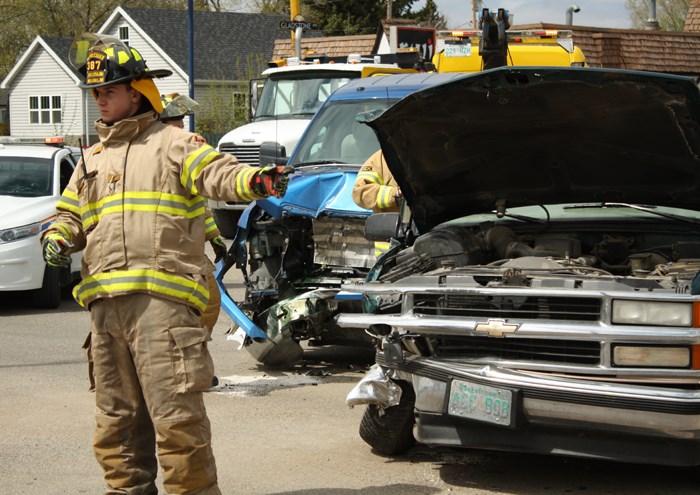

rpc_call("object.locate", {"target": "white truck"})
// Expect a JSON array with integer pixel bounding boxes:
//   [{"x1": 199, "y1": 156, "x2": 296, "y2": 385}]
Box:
[{"x1": 208, "y1": 55, "x2": 417, "y2": 237}]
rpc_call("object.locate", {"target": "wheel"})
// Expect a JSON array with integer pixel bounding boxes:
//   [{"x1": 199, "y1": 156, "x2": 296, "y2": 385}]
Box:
[
  {"x1": 359, "y1": 380, "x2": 416, "y2": 455},
  {"x1": 212, "y1": 209, "x2": 241, "y2": 239},
  {"x1": 31, "y1": 265, "x2": 62, "y2": 309}
]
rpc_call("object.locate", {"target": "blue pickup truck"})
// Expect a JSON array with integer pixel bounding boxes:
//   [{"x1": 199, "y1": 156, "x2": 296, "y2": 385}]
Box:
[{"x1": 216, "y1": 72, "x2": 463, "y2": 367}]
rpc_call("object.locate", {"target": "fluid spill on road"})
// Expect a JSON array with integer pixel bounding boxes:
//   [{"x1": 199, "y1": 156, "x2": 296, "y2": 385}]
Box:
[{"x1": 210, "y1": 374, "x2": 321, "y2": 397}]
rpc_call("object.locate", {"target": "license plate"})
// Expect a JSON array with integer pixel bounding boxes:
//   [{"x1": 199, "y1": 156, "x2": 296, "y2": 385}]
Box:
[
  {"x1": 447, "y1": 379, "x2": 513, "y2": 426},
  {"x1": 445, "y1": 44, "x2": 471, "y2": 57}
]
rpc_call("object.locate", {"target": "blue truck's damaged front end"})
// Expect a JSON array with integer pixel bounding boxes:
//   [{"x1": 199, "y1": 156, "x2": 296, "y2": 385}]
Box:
[{"x1": 215, "y1": 72, "x2": 466, "y2": 367}]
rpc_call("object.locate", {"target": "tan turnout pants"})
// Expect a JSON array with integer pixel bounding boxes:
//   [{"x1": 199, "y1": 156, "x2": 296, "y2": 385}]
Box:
[{"x1": 89, "y1": 294, "x2": 221, "y2": 495}]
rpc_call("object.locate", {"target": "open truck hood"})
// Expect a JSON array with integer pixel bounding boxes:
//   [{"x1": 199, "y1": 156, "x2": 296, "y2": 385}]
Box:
[{"x1": 367, "y1": 67, "x2": 700, "y2": 232}]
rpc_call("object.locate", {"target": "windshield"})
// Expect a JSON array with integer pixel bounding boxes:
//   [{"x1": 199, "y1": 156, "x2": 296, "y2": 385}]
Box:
[
  {"x1": 0, "y1": 156, "x2": 53, "y2": 197},
  {"x1": 289, "y1": 99, "x2": 396, "y2": 166},
  {"x1": 254, "y1": 72, "x2": 356, "y2": 120}
]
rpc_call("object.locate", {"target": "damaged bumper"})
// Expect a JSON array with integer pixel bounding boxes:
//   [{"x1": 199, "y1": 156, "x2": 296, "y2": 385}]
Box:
[
  {"x1": 360, "y1": 353, "x2": 700, "y2": 465},
  {"x1": 346, "y1": 364, "x2": 403, "y2": 409},
  {"x1": 217, "y1": 258, "x2": 344, "y2": 367}
]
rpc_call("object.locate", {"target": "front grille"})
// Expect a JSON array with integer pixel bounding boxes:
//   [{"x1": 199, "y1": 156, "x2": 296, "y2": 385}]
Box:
[
  {"x1": 414, "y1": 294, "x2": 601, "y2": 321},
  {"x1": 433, "y1": 335, "x2": 601, "y2": 364},
  {"x1": 219, "y1": 144, "x2": 260, "y2": 165}
]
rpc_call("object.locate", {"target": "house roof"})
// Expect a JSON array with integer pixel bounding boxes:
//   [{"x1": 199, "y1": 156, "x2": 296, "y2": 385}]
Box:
[
  {"x1": 378, "y1": 18, "x2": 420, "y2": 36},
  {"x1": 516, "y1": 23, "x2": 700, "y2": 75},
  {"x1": 686, "y1": 0, "x2": 700, "y2": 32},
  {"x1": 272, "y1": 34, "x2": 377, "y2": 59},
  {"x1": 109, "y1": 7, "x2": 287, "y2": 80},
  {"x1": 43, "y1": 37, "x2": 78, "y2": 73},
  {"x1": 1, "y1": 35, "x2": 79, "y2": 89}
]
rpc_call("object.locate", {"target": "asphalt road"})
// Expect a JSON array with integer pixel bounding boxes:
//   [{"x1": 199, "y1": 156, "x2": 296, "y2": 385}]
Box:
[{"x1": 1, "y1": 265, "x2": 699, "y2": 494}]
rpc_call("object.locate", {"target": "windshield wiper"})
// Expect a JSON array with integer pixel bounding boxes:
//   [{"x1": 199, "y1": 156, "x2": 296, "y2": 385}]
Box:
[
  {"x1": 497, "y1": 205, "x2": 551, "y2": 224},
  {"x1": 565, "y1": 202, "x2": 700, "y2": 226}
]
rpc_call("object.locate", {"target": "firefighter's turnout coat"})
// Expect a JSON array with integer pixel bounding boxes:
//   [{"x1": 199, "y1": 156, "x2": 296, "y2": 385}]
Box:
[
  {"x1": 352, "y1": 149, "x2": 400, "y2": 213},
  {"x1": 44, "y1": 111, "x2": 262, "y2": 312}
]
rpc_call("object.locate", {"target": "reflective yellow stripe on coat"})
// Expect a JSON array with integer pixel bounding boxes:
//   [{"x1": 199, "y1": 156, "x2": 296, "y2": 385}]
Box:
[
  {"x1": 204, "y1": 215, "x2": 218, "y2": 236},
  {"x1": 376, "y1": 185, "x2": 395, "y2": 210},
  {"x1": 235, "y1": 167, "x2": 259, "y2": 201},
  {"x1": 80, "y1": 192, "x2": 208, "y2": 230},
  {"x1": 356, "y1": 170, "x2": 381, "y2": 185},
  {"x1": 181, "y1": 145, "x2": 218, "y2": 195},
  {"x1": 56, "y1": 189, "x2": 80, "y2": 215},
  {"x1": 74, "y1": 269, "x2": 210, "y2": 312}
]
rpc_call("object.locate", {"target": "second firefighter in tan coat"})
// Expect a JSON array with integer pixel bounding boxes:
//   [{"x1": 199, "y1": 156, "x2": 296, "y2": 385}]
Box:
[
  {"x1": 160, "y1": 92, "x2": 225, "y2": 332},
  {"x1": 352, "y1": 149, "x2": 402, "y2": 213}
]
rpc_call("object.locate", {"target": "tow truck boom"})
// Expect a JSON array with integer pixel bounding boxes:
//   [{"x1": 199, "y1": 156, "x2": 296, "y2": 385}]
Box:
[{"x1": 480, "y1": 8, "x2": 510, "y2": 69}]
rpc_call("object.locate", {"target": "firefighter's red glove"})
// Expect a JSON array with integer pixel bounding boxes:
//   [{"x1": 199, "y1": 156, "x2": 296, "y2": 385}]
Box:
[
  {"x1": 250, "y1": 165, "x2": 294, "y2": 198},
  {"x1": 210, "y1": 235, "x2": 227, "y2": 263}
]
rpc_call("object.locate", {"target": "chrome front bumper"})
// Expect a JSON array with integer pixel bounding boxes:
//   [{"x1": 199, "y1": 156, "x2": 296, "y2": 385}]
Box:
[{"x1": 350, "y1": 355, "x2": 700, "y2": 465}]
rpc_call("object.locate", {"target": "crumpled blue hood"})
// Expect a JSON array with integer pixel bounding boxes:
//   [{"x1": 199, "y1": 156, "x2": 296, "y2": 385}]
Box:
[{"x1": 256, "y1": 165, "x2": 371, "y2": 220}]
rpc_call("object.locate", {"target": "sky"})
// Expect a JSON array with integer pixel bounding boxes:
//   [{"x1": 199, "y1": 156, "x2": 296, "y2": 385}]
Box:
[{"x1": 427, "y1": 0, "x2": 633, "y2": 29}]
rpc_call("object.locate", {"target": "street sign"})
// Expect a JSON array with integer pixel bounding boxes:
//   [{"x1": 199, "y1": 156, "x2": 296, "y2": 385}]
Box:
[{"x1": 279, "y1": 21, "x2": 319, "y2": 30}]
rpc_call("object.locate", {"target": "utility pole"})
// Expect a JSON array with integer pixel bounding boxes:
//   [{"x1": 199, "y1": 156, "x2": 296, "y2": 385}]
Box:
[
  {"x1": 387, "y1": 0, "x2": 393, "y2": 19},
  {"x1": 290, "y1": 0, "x2": 300, "y2": 44},
  {"x1": 188, "y1": 0, "x2": 195, "y2": 132},
  {"x1": 470, "y1": 0, "x2": 484, "y2": 27}
]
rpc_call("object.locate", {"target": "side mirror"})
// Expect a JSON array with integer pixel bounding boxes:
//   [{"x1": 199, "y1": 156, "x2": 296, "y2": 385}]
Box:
[
  {"x1": 249, "y1": 77, "x2": 265, "y2": 121},
  {"x1": 259, "y1": 141, "x2": 288, "y2": 167},
  {"x1": 364, "y1": 212, "x2": 400, "y2": 242}
]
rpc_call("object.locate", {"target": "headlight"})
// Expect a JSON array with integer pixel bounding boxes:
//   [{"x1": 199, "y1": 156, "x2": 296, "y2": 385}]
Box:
[
  {"x1": 612, "y1": 300, "x2": 692, "y2": 327},
  {"x1": 612, "y1": 345, "x2": 690, "y2": 368},
  {"x1": 0, "y1": 222, "x2": 41, "y2": 243}
]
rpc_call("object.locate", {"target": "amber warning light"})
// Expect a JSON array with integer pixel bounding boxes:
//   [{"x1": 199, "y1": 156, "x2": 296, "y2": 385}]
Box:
[{"x1": 44, "y1": 136, "x2": 64, "y2": 146}]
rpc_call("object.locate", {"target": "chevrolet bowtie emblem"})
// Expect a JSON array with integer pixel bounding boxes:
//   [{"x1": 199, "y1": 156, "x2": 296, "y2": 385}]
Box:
[{"x1": 474, "y1": 319, "x2": 520, "y2": 337}]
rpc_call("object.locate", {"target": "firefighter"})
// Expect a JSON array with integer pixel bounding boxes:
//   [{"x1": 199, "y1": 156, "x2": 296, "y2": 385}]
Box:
[
  {"x1": 160, "y1": 92, "x2": 199, "y2": 129},
  {"x1": 160, "y1": 92, "x2": 225, "y2": 334},
  {"x1": 351, "y1": 149, "x2": 402, "y2": 213},
  {"x1": 352, "y1": 149, "x2": 402, "y2": 256},
  {"x1": 41, "y1": 34, "x2": 292, "y2": 495}
]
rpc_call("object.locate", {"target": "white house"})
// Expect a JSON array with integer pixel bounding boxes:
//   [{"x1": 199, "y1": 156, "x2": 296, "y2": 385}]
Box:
[
  {"x1": 0, "y1": 36, "x2": 85, "y2": 143},
  {"x1": 1, "y1": 6, "x2": 287, "y2": 145}
]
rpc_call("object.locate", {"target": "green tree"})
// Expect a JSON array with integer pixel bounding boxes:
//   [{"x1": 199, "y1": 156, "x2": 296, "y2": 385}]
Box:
[
  {"x1": 301, "y1": 0, "x2": 436, "y2": 36},
  {"x1": 0, "y1": 0, "x2": 199, "y2": 79},
  {"x1": 251, "y1": 0, "x2": 288, "y2": 15},
  {"x1": 625, "y1": 0, "x2": 690, "y2": 30},
  {"x1": 412, "y1": 0, "x2": 447, "y2": 29},
  {"x1": 195, "y1": 53, "x2": 268, "y2": 135}
]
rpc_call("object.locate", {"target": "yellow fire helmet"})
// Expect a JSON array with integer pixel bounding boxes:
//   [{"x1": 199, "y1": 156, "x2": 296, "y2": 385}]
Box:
[
  {"x1": 68, "y1": 33, "x2": 172, "y2": 112},
  {"x1": 160, "y1": 93, "x2": 200, "y2": 121}
]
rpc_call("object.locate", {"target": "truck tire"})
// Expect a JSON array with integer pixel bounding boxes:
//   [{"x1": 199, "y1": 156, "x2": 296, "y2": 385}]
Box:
[
  {"x1": 212, "y1": 209, "x2": 241, "y2": 239},
  {"x1": 31, "y1": 265, "x2": 62, "y2": 309},
  {"x1": 359, "y1": 380, "x2": 416, "y2": 456}
]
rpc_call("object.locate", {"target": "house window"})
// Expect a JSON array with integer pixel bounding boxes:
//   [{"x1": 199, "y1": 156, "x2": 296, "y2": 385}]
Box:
[
  {"x1": 233, "y1": 91, "x2": 247, "y2": 120},
  {"x1": 29, "y1": 95, "x2": 61, "y2": 124},
  {"x1": 119, "y1": 26, "x2": 129, "y2": 44},
  {"x1": 233, "y1": 91, "x2": 247, "y2": 110}
]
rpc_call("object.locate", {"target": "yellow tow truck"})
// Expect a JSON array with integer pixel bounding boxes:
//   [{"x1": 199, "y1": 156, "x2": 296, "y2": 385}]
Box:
[{"x1": 433, "y1": 8, "x2": 586, "y2": 72}]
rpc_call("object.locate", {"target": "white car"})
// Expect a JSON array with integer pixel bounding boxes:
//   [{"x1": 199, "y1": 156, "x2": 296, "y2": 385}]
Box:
[{"x1": 0, "y1": 141, "x2": 82, "y2": 308}]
